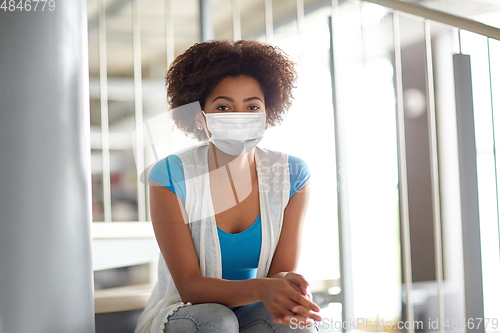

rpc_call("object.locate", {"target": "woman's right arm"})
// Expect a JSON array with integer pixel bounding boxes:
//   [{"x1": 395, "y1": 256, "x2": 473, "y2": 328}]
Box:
[{"x1": 149, "y1": 181, "x2": 318, "y2": 316}]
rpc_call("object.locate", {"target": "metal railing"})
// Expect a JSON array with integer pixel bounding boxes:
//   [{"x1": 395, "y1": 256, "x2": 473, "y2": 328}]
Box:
[{"x1": 346, "y1": 1, "x2": 500, "y2": 333}]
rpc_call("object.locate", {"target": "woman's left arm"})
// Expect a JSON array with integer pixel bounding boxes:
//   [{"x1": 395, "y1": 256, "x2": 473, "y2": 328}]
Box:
[
  {"x1": 266, "y1": 180, "x2": 321, "y2": 326},
  {"x1": 268, "y1": 179, "x2": 311, "y2": 278}
]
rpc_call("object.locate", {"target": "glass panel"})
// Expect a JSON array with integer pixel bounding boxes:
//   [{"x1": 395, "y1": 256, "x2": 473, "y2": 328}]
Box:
[
  {"x1": 256, "y1": 0, "x2": 340, "y2": 312},
  {"x1": 488, "y1": 37, "x2": 500, "y2": 331},
  {"x1": 398, "y1": 12, "x2": 440, "y2": 331},
  {"x1": 104, "y1": 2, "x2": 139, "y2": 222},
  {"x1": 334, "y1": 0, "x2": 401, "y2": 325},
  {"x1": 293, "y1": 4, "x2": 339, "y2": 285},
  {"x1": 88, "y1": 0, "x2": 104, "y2": 222}
]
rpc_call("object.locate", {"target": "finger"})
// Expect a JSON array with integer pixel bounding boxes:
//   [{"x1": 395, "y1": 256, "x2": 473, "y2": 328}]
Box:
[
  {"x1": 292, "y1": 305, "x2": 321, "y2": 321},
  {"x1": 289, "y1": 290, "x2": 321, "y2": 312},
  {"x1": 291, "y1": 307, "x2": 322, "y2": 322},
  {"x1": 281, "y1": 297, "x2": 321, "y2": 323},
  {"x1": 288, "y1": 282, "x2": 303, "y2": 295},
  {"x1": 291, "y1": 304, "x2": 308, "y2": 313},
  {"x1": 285, "y1": 272, "x2": 308, "y2": 288},
  {"x1": 273, "y1": 309, "x2": 299, "y2": 325},
  {"x1": 287, "y1": 282, "x2": 320, "y2": 312},
  {"x1": 306, "y1": 289, "x2": 314, "y2": 301},
  {"x1": 289, "y1": 303, "x2": 322, "y2": 322},
  {"x1": 288, "y1": 288, "x2": 320, "y2": 312},
  {"x1": 276, "y1": 300, "x2": 314, "y2": 320},
  {"x1": 285, "y1": 273, "x2": 309, "y2": 293},
  {"x1": 276, "y1": 303, "x2": 300, "y2": 320}
]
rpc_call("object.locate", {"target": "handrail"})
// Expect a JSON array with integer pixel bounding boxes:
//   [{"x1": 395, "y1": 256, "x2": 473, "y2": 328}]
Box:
[{"x1": 364, "y1": 0, "x2": 500, "y2": 41}]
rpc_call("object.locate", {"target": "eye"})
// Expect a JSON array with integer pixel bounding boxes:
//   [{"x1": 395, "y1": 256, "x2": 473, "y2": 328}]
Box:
[
  {"x1": 217, "y1": 105, "x2": 230, "y2": 111},
  {"x1": 248, "y1": 105, "x2": 260, "y2": 111}
]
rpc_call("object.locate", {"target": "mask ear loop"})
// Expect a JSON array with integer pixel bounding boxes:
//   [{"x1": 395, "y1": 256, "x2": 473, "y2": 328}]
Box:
[
  {"x1": 204, "y1": 110, "x2": 221, "y2": 170},
  {"x1": 201, "y1": 110, "x2": 212, "y2": 142}
]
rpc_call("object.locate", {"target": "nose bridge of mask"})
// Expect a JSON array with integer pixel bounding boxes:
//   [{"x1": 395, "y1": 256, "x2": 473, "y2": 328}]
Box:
[{"x1": 203, "y1": 112, "x2": 265, "y2": 134}]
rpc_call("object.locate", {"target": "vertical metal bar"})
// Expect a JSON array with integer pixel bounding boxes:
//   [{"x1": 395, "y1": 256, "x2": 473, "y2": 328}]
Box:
[
  {"x1": 165, "y1": 0, "x2": 174, "y2": 67},
  {"x1": 296, "y1": 0, "x2": 304, "y2": 35},
  {"x1": 199, "y1": 0, "x2": 214, "y2": 41},
  {"x1": 98, "y1": 0, "x2": 112, "y2": 222},
  {"x1": 458, "y1": 29, "x2": 462, "y2": 54},
  {"x1": 393, "y1": 12, "x2": 415, "y2": 333},
  {"x1": 232, "y1": 0, "x2": 241, "y2": 40},
  {"x1": 424, "y1": 19, "x2": 445, "y2": 333},
  {"x1": 133, "y1": 0, "x2": 146, "y2": 222},
  {"x1": 330, "y1": 1, "x2": 355, "y2": 332},
  {"x1": 265, "y1": 0, "x2": 274, "y2": 43},
  {"x1": 453, "y1": 53, "x2": 486, "y2": 333}
]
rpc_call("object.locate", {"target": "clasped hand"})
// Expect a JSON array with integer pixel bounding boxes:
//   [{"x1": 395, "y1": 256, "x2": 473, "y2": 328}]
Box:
[{"x1": 260, "y1": 272, "x2": 322, "y2": 328}]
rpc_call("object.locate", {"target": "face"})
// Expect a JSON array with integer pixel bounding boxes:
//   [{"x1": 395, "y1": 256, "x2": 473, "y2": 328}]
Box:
[{"x1": 195, "y1": 75, "x2": 267, "y2": 138}]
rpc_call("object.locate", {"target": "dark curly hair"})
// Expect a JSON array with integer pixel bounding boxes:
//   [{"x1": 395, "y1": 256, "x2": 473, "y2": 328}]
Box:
[{"x1": 165, "y1": 39, "x2": 297, "y2": 141}]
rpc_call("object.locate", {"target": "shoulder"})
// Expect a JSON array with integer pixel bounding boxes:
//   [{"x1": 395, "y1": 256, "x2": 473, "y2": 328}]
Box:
[
  {"x1": 148, "y1": 154, "x2": 188, "y2": 204},
  {"x1": 287, "y1": 154, "x2": 311, "y2": 198},
  {"x1": 287, "y1": 154, "x2": 310, "y2": 175},
  {"x1": 148, "y1": 154, "x2": 184, "y2": 186},
  {"x1": 149, "y1": 143, "x2": 209, "y2": 180}
]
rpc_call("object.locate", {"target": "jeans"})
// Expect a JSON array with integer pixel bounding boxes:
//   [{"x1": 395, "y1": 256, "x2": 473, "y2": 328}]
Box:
[{"x1": 163, "y1": 302, "x2": 319, "y2": 333}]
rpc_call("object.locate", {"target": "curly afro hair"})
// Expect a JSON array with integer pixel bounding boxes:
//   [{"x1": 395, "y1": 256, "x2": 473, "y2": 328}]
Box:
[{"x1": 165, "y1": 39, "x2": 297, "y2": 141}]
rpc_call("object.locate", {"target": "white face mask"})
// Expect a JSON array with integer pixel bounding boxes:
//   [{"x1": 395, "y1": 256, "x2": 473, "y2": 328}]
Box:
[{"x1": 202, "y1": 111, "x2": 266, "y2": 156}]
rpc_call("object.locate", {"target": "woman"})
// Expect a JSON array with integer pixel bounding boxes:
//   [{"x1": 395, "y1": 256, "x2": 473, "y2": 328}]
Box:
[{"x1": 135, "y1": 40, "x2": 321, "y2": 333}]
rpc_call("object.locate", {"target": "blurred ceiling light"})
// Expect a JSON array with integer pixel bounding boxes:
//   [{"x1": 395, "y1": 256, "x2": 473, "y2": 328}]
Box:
[{"x1": 403, "y1": 88, "x2": 427, "y2": 118}]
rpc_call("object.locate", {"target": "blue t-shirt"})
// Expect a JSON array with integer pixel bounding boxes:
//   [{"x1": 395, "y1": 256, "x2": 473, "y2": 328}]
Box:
[{"x1": 148, "y1": 151, "x2": 311, "y2": 280}]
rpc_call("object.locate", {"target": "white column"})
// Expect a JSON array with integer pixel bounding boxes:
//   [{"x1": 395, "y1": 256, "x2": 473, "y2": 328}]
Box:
[{"x1": 0, "y1": 2, "x2": 95, "y2": 333}]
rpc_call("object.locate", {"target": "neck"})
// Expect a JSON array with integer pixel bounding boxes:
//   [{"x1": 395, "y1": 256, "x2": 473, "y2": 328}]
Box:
[{"x1": 208, "y1": 142, "x2": 256, "y2": 173}]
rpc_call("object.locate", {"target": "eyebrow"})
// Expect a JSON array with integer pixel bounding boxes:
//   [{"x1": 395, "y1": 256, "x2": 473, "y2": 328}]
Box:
[{"x1": 211, "y1": 96, "x2": 264, "y2": 103}]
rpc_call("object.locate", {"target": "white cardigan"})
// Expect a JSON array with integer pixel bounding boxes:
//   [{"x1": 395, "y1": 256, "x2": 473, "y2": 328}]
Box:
[{"x1": 134, "y1": 143, "x2": 290, "y2": 333}]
